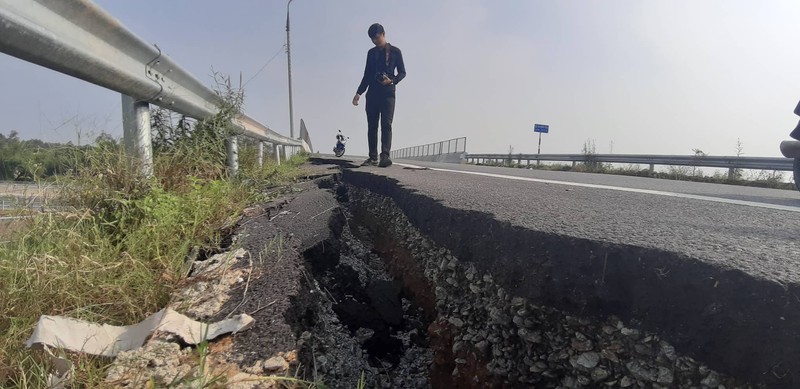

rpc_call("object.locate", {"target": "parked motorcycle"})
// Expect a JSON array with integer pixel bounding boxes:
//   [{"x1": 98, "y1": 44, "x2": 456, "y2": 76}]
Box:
[{"x1": 333, "y1": 130, "x2": 349, "y2": 157}]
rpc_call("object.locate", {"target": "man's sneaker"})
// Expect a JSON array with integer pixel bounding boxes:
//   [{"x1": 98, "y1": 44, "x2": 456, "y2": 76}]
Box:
[
  {"x1": 378, "y1": 157, "x2": 393, "y2": 168},
  {"x1": 361, "y1": 158, "x2": 378, "y2": 166}
]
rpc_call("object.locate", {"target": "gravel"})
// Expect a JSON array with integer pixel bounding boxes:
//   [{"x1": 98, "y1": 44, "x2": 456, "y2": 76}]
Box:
[{"x1": 343, "y1": 183, "x2": 764, "y2": 389}]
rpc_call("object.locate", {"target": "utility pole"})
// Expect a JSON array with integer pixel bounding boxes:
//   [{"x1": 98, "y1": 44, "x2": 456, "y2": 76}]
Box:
[{"x1": 286, "y1": 0, "x2": 295, "y2": 139}]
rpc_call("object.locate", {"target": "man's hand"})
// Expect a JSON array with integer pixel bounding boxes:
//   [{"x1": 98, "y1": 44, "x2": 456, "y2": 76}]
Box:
[
  {"x1": 352, "y1": 94, "x2": 360, "y2": 106},
  {"x1": 381, "y1": 75, "x2": 393, "y2": 86}
]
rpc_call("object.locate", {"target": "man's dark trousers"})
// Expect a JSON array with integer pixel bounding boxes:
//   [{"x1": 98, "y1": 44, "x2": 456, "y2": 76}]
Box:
[{"x1": 365, "y1": 93, "x2": 395, "y2": 160}]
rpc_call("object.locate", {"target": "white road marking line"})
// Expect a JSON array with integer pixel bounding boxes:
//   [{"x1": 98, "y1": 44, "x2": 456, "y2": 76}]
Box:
[{"x1": 395, "y1": 163, "x2": 800, "y2": 213}]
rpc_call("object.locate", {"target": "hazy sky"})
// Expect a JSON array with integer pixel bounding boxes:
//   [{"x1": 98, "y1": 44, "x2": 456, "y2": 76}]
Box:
[{"x1": 1, "y1": 0, "x2": 799, "y2": 157}]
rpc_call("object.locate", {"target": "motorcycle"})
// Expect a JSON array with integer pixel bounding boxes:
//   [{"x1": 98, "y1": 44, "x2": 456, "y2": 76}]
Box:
[
  {"x1": 780, "y1": 100, "x2": 800, "y2": 192},
  {"x1": 333, "y1": 130, "x2": 349, "y2": 157}
]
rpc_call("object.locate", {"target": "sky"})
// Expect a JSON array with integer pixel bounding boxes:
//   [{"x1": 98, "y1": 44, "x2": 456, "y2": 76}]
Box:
[{"x1": 1, "y1": 0, "x2": 799, "y2": 157}]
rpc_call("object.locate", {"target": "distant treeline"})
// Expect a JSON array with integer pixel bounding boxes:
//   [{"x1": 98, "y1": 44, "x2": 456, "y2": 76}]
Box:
[{"x1": 0, "y1": 131, "x2": 114, "y2": 181}]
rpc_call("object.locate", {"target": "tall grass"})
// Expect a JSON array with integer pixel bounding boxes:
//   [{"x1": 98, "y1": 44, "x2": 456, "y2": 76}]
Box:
[{"x1": 0, "y1": 75, "x2": 308, "y2": 388}]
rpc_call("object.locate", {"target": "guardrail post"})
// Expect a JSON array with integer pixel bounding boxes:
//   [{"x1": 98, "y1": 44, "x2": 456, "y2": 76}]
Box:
[
  {"x1": 226, "y1": 135, "x2": 239, "y2": 176},
  {"x1": 572, "y1": 161, "x2": 577, "y2": 168},
  {"x1": 649, "y1": 164, "x2": 655, "y2": 175},
  {"x1": 728, "y1": 167, "x2": 735, "y2": 181},
  {"x1": 273, "y1": 143, "x2": 281, "y2": 165},
  {"x1": 121, "y1": 95, "x2": 153, "y2": 177},
  {"x1": 257, "y1": 141, "x2": 265, "y2": 167}
]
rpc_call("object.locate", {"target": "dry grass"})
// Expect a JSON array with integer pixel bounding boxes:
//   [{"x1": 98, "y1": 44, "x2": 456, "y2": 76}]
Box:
[{"x1": 0, "y1": 83, "x2": 309, "y2": 388}]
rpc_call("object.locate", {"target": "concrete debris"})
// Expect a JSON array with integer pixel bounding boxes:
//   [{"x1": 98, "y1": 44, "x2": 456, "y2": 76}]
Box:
[{"x1": 26, "y1": 308, "x2": 254, "y2": 357}]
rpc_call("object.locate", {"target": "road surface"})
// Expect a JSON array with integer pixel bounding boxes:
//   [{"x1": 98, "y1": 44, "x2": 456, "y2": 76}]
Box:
[{"x1": 320, "y1": 156, "x2": 800, "y2": 385}]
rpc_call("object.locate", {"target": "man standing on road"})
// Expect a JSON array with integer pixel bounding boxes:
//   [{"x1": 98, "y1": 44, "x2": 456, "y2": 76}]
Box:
[{"x1": 352, "y1": 23, "x2": 406, "y2": 167}]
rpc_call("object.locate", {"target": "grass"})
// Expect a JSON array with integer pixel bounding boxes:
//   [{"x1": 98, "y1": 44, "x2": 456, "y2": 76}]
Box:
[
  {"x1": 258, "y1": 233, "x2": 286, "y2": 267},
  {"x1": 0, "y1": 76, "x2": 311, "y2": 387},
  {"x1": 0, "y1": 154, "x2": 308, "y2": 388}
]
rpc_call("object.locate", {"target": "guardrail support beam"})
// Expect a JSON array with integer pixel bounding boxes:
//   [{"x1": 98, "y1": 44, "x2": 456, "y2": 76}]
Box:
[
  {"x1": 273, "y1": 143, "x2": 281, "y2": 165},
  {"x1": 649, "y1": 164, "x2": 655, "y2": 175},
  {"x1": 121, "y1": 95, "x2": 153, "y2": 177},
  {"x1": 728, "y1": 167, "x2": 736, "y2": 181},
  {"x1": 226, "y1": 135, "x2": 239, "y2": 176}
]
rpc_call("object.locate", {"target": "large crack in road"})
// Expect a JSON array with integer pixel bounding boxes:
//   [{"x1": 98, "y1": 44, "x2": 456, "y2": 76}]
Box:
[
  {"x1": 288, "y1": 167, "x2": 761, "y2": 388},
  {"x1": 107, "y1": 160, "x2": 781, "y2": 388}
]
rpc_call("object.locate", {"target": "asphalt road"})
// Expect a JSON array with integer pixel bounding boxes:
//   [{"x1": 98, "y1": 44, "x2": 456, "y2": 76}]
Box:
[
  {"x1": 320, "y1": 156, "x2": 800, "y2": 385},
  {"x1": 328, "y1": 156, "x2": 800, "y2": 285},
  {"x1": 397, "y1": 159, "x2": 800, "y2": 209}
]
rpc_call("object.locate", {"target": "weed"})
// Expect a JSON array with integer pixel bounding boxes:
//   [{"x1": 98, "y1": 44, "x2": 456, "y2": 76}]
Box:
[{"x1": 0, "y1": 73, "x2": 309, "y2": 388}]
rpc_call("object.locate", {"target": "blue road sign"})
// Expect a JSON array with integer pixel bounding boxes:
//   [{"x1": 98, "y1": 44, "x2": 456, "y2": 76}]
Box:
[{"x1": 534, "y1": 124, "x2": 549, "y2": 133}]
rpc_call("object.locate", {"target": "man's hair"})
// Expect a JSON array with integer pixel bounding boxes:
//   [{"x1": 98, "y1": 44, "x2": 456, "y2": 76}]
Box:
[{"x1": 368, "y1": 23, "x2": 384, "y2": 38}]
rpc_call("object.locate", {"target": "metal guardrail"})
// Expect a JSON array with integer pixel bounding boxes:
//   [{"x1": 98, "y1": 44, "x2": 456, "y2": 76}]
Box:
[
  {"x1": 466, "y1": 153, "x2": 794, "y2": 178},
  {"x1": 391, "y1": 137, "x2": 467, "y2": 159},
  {"x1": 0, "y1": 0, "x2": 310, "y2": 174}
]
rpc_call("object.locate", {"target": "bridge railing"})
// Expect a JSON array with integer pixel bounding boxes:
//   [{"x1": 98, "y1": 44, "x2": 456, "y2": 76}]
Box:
[
  {"x1": 465, "y1": 153, "x2": 794, "y2": 179},
  {"x1": 0, "y1": 0, "x2": 310, "y2": 175},
  {"x1": 391, "y1": 137, "x2": 467, "y2": 160}
]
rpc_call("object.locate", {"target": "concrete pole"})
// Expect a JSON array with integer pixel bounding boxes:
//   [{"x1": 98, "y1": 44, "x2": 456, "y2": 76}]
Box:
[
  {"x1": 273, "y1": 143, "x2": 281, "y2": 165},
  {"x1": 121, "y1": 95, "x2": 153, "y2": 177},
  {"x1": 226, "y1": 135, "x2": 239, "y2": 176},
  {"x1": 284, "y1": 145, "x2": 290, "y2": 161},
  {"x1": 257, "y1": 141, "x2": 264, "y2": 167}
]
